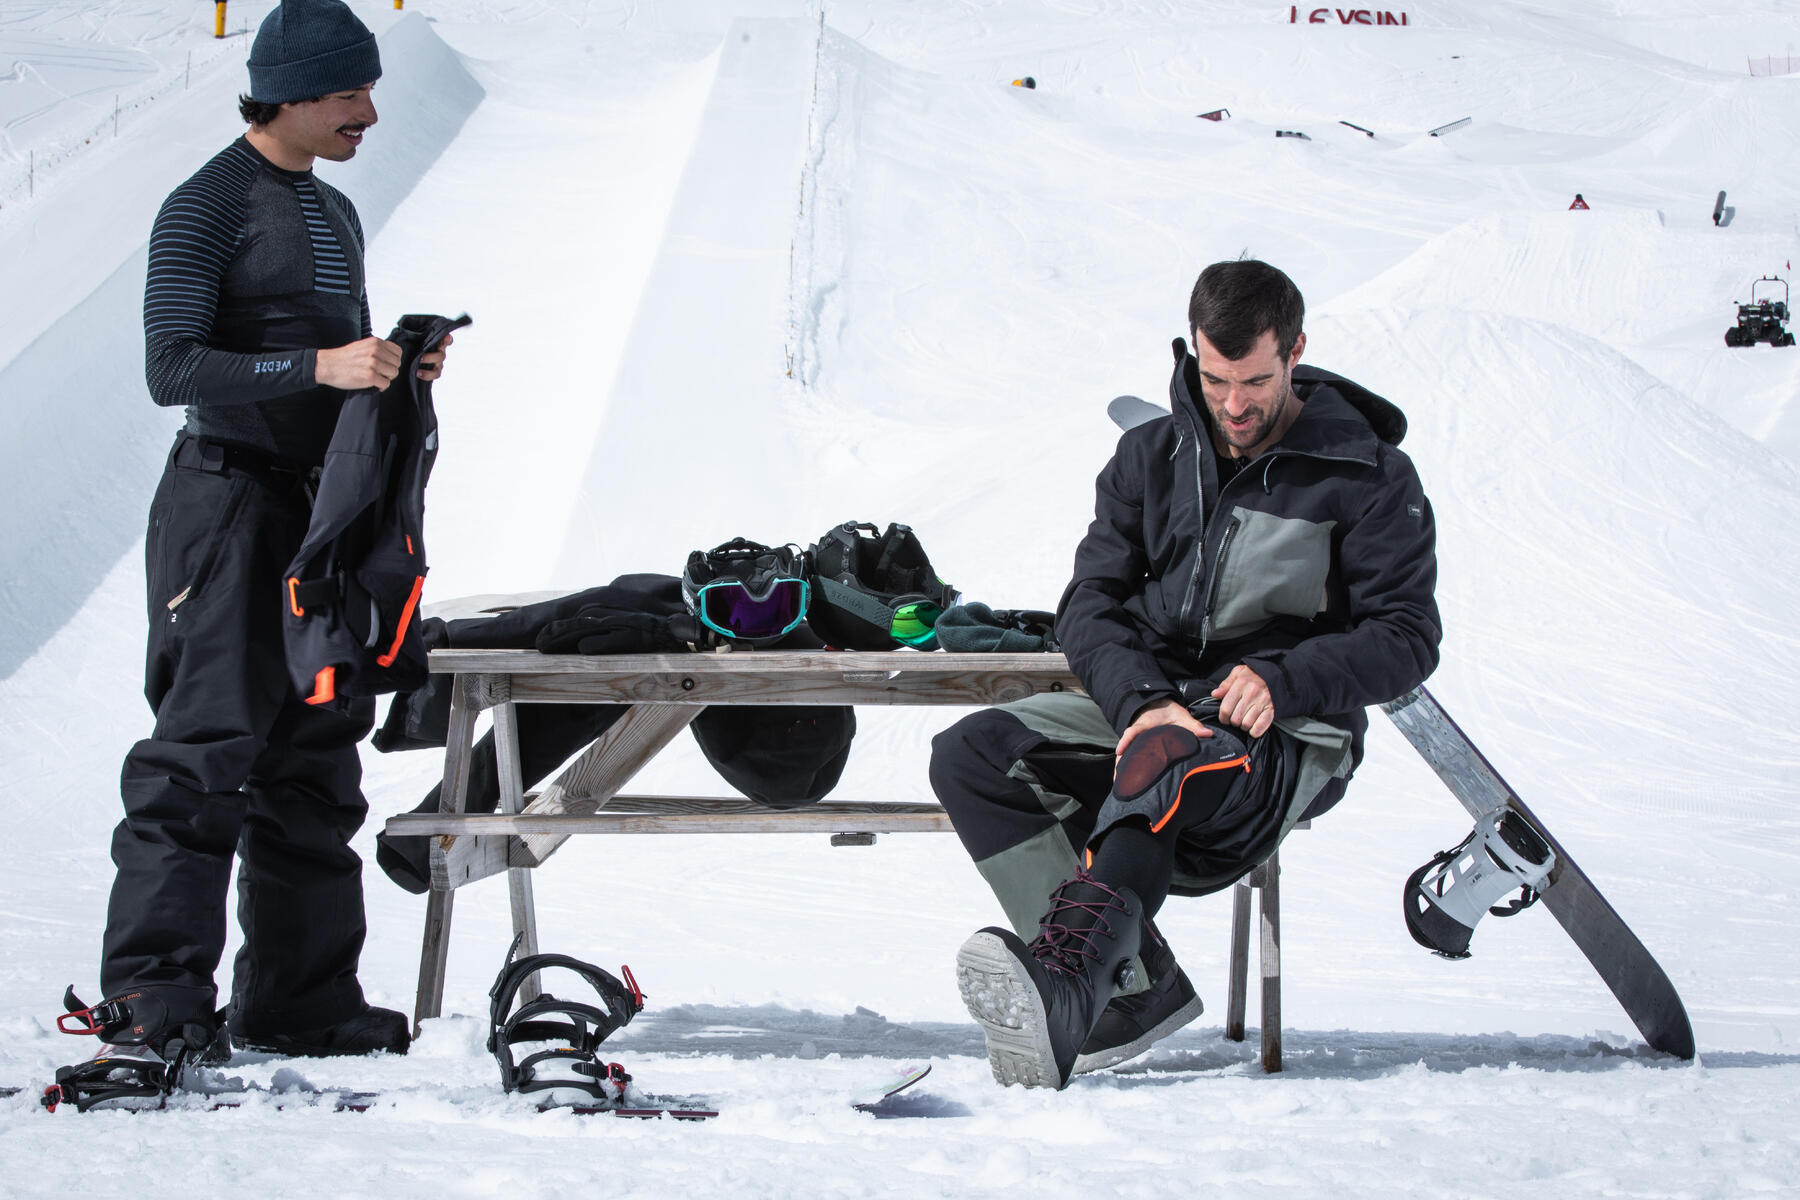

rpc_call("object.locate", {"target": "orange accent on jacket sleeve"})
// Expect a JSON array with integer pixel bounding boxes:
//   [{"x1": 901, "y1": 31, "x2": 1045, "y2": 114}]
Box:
[{"x1": 288, "y1": 577, "x2": 304, "y2": 617}]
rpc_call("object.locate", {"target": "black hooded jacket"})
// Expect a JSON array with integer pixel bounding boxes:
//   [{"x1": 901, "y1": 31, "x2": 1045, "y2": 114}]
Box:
[{"x1": 1057, "y1": 346, "x2": 1441, "y2": 773}]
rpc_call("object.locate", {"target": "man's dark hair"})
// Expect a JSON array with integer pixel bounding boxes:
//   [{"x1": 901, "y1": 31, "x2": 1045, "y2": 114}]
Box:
[
  {"x1": 238, "y1": 93, "x2": 325, "y2": 125},
  {"x1": 238, "y1": 94, "x2": 285, "y2": 125},
  {"x1": 1187, "y1": 259, "x2": 1305, "y2": 360}
]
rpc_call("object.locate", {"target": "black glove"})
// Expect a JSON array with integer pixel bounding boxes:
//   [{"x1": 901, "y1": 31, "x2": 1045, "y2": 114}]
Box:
[{"x1": 535, "y1": 609, "x2": 702, "y2": 655}]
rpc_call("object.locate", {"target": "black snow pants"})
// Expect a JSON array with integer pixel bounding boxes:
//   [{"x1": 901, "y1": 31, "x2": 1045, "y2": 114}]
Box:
[
  {"x1": 928, "y1": 692, "x2": 1297, "y2": 944},
  {"x1": 102, "y1": 433, "x2": 374, "y2": 1039}
]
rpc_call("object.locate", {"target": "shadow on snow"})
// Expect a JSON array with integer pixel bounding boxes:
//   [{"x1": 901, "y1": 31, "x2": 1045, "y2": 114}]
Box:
[{"x1": 614, "y1": 1004, "x2": 1789, "y2": 1079}]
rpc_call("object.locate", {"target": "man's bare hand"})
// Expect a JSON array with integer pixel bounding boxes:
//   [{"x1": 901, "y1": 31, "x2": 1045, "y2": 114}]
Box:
[
  {"x1": 415, "y1": 332, "x2": 452, "y2": 382},
  {"x1": 1116, "y1": 696, "x2": 1211, "y2": 760},
  {"x1": 1212, "y1": 665, "x2": 1276, "y2": 738},
  {"x1": 316, "y1": 337, "x2": 403, "y2": 391}
]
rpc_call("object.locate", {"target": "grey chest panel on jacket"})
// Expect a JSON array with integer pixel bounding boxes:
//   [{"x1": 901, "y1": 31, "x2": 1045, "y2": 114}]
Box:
[{"x1": 1206, "y1": 506, "x2": 1336, "y2": 642}]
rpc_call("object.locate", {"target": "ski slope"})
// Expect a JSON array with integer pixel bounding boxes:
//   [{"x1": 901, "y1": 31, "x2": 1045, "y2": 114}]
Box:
[{"x1": 3, "y1": 2, "x2": 1799, "y2": 1195}]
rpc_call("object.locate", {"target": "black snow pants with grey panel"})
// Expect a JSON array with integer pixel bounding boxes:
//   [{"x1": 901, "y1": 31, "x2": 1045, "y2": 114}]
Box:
[
  {"x1": 928, "y1": 691, "x2": 1298, "y2": 943},
  {"x1": 102, "y1": 432, "x2": 374, "y2": 1040}
]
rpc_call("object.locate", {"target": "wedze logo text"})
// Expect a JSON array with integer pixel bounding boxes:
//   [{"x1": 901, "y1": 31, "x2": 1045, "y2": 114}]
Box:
[
  {"x1": 1289, "y1": 7, "x2": 1410, "y2": 23},
  {"x1": 253, "y1": 358, "x2": 294, "y2": 374}
]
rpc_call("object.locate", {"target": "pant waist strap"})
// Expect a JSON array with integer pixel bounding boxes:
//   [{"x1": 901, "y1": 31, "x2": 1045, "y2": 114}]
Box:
[{"x1": 173, "y1": 434, "x2": 319, "y2": 491}]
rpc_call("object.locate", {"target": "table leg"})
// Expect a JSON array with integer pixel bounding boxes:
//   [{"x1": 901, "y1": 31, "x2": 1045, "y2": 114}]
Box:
[
  {"x1": 1259, "y1": 850, "x2": 1282, "y2": 1073},
  {"x1": 1226, "y1": 877, "x2": 1251, "y2": 1042},
  {"x1": 492, "y1": 697, "x2": 540, "y2": 1006},
  {"x1": 413, "y1": 673, "x2": 482, "y2": 1033}
]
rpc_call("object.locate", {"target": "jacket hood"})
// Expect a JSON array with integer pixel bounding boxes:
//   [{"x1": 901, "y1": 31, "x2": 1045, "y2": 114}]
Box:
[{"x1": 1168, "y1": 337, "x2": 1409, "y2": 452}]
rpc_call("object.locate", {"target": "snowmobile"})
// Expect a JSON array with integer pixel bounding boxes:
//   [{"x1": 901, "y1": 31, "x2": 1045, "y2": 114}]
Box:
[{"x1": 1724, "y1": 276, "x2": 1795, "y2": 347}]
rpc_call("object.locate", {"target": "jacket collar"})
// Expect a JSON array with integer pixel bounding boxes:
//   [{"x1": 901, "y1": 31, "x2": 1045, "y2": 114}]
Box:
[{"x1": 1168, "y1": 339, "x2": 1407, "y2": 469}]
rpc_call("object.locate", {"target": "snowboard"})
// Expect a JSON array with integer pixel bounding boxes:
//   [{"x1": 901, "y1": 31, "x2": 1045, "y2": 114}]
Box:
[
  {"x1": 1381, "y1": 687, "x2": 1694, "y2": 1058},
  {"x1": 1106, "y1": 393, "x2": 1695, "y2": 1060},
  {"x1": 29, "y1": 1084, "x2": 718, "y2": 1118},
  {"x1": 1107, "y1": 393, "x2": 1169, "y2": 432},
  {"x1": 16, "y1": 1063, "x2": 935, "y2": 1118}
]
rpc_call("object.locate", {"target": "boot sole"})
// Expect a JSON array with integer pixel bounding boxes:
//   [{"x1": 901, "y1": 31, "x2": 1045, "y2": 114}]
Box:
[
  {"x1": 1071, "y1": 992, "x2": 1204, "y2": 1075},
  {"x1": 955, "y1": 931, "x2": 1063, "y2": 1090},
  {"x1": 229, "y1": 1032, "x2": 408, "y2": 1058}
]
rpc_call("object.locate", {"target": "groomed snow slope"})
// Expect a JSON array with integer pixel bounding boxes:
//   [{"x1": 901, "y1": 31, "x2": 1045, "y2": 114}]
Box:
[{"x1": 2, "y1": 2, "x2": 1799, "y2": 1195}]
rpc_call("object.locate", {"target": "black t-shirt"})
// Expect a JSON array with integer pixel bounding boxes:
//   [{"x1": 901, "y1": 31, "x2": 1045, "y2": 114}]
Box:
[{"x1": 1215, "y1": 446, "x2": 1253, "y2": 488}]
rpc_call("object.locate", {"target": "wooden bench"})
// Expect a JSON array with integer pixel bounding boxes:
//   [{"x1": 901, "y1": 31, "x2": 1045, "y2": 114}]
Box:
[{"x1": 383, "y1": 648, "x2": 1297, "y2": 1069}]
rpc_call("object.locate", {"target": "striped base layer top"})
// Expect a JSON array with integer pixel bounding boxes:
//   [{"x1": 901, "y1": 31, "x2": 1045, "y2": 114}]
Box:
[{"x1": 144, "y1": 136, "x2": 372, "y2": 466}]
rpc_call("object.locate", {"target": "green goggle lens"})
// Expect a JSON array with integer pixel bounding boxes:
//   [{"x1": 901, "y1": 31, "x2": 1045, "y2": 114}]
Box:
[{"x1": 890, "y1": 600, "x2": 945, "y2": 647}]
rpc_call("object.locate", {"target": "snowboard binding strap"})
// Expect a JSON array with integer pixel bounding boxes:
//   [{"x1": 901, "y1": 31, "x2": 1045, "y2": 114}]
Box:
[
  {"x1": 1404, "y1": 809, "x2": 1555, "y2": 959},
  {"x1": 54, "y1": 988, "x2": 133, "y2": 1036},
  {"x1": 488, "y1": 933, "x2": 645, "y2": 1103}
]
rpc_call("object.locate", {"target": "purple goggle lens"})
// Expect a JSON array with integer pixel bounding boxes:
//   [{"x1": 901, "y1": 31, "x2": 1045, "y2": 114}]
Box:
[{"x1": 697, "y1": 578, "x2": 810, "y2": 640}]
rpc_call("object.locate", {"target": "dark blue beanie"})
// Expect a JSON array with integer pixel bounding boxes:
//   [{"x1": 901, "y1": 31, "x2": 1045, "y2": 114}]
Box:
[{"x1": 247, "y1": 0, "x2": 382, "y2": 105}]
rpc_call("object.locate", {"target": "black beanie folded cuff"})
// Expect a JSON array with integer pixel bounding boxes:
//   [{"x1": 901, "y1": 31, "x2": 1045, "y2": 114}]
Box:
[{"x1": 248, "y1": 36, "x2": 382, "y2": 104}]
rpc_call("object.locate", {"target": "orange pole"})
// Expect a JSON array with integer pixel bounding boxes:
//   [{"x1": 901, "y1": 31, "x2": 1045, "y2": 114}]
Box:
[
  {"x1": 214, "y1": 1, "x2": 226, "y2": 38},
  {"x1": 394, "y1": 0, "x2": 403, "y2": 8}
]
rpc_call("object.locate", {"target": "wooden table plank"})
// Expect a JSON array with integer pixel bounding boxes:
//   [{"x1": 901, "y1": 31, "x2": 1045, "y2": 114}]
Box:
[
  {"x1": 428, "y1": 650, "x2": 1079, "y2": 677},
  {"x1": 392, "y1": 810, "x2": 955, "y2": 836}
]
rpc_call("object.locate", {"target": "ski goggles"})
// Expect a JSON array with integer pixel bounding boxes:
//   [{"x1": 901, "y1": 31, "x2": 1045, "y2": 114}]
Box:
[
  {"x1": 888, "y1": 599, "x2": 946, "y2": 648},
  {"x1": 691, "y1": 575, "x2": 812, "y2": 642}
]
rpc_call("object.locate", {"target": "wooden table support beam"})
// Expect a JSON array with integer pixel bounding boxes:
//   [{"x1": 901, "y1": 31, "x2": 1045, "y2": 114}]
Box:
[{"x1": 408, "y1": 651, "x2": 1083, "y2": 1030}]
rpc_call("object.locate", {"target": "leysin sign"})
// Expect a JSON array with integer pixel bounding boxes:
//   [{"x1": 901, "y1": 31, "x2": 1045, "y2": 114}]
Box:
[{"x1": 1289, "y1": 7, "x2": 1411, "y2": 23}]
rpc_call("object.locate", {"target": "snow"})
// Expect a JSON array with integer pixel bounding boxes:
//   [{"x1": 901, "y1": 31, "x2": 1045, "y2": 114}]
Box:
[{"x1": 3, "y1": 0, "x2": 1800, "y2": 1194}]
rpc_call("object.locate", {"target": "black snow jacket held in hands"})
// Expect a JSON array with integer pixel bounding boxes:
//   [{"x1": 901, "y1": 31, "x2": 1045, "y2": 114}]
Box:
[
  {"x1": 283, "y1": 312, "x2": 471, "y2": 713},
  {"x1": 1057, "y1": 343, "x2": 1440, "y2": 788}
]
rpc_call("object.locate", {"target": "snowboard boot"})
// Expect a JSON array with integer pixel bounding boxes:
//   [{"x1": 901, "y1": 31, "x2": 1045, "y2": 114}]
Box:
[
  {"x1": 956, "y1": 871, "x2": 1143, "y2": 1089},
  {"x1": 1072, "y1": 916, "x2": 1202, "y2": 1075},
  {"x1": 231, "y1": 1003, "x2": 411, "y2": 1058}
]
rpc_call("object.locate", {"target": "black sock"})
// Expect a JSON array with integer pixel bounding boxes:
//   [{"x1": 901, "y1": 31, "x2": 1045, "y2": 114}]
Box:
[{"x1": 1086, "y1": 820, "x2": 1175, "y2": 920}]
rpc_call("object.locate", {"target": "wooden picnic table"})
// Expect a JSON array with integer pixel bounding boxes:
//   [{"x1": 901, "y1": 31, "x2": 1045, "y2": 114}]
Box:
[
  {"x1": 384, "y1": 647, "x2": 1293, "y2": 1069},
  {"x1": 389, "y1": 649, "x2": 1082, "y2": 1025}
]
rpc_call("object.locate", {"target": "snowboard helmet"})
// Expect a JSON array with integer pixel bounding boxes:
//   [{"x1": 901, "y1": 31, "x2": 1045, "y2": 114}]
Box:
[
  {"x1": 680, "y1": 538, "x2": 812, "y2": 645},
  {"x1": 488, "y1": 933, "x2": 645, "y2": 1103},
  {"x1": 805, "y1": 522, "x2": 958, "y2": 651}
]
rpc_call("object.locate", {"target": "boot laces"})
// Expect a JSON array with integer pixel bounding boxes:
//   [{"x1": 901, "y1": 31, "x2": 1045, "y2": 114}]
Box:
[{"x1": 1027, "y1": 875, "x2": 1129, "y2": 978}]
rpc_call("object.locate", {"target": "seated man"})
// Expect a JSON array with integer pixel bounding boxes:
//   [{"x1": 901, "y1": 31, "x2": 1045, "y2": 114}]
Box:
[{"x1": 931, "y1": 259, "x2": 1441, "y2": 1089}]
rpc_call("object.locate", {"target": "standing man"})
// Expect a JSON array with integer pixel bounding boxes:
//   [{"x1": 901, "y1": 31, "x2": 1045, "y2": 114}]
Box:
[
  {"x1": 933, "y1": 260, "x2": 1439, "y2": 1089},
  {"x1": 62, "y1": 0, "x2": 449, "y2": 1089}
]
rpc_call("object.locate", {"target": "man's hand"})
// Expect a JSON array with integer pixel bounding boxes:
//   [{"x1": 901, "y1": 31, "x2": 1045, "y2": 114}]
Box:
[
  {"x1": 415, "y1": 333, "x2": 452, "y2": 382},
  {"x1": 1116, "y1": 696, "x2": 1211, "y2": 760},
  {"x1": 1212, "y1": 665, "x2": 1276, "y2": 738},
  {"x1": 316, "y1": 337, "x2": 403, "y2": 391}
]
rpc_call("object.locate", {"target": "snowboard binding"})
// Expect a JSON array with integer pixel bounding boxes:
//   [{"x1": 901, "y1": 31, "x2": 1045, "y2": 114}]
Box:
[
  {"x1": 42, "y1": 1044, "x2": 185, "y2": 1113},
  {"x1": 488, "y1": 933, "x2": 645, "y2": 1104},
  {"x1": 1405, "y1": 809, "x2": 1555, "y2": 959},
  {"x1": 42, "y1": 988, "x2": 202, "y2": 1112}
]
